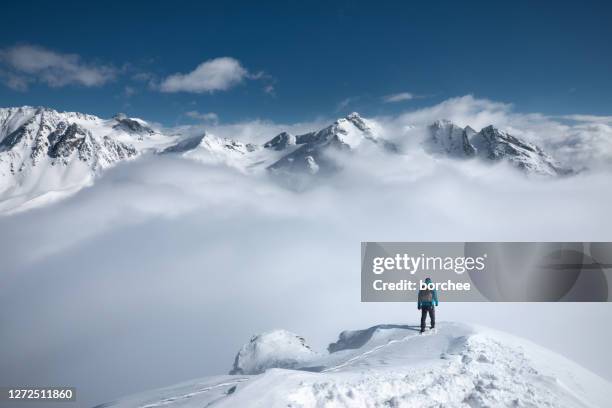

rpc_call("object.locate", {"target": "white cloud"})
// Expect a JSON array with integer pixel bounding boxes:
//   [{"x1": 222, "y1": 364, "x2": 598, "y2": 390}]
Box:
[
  {"x1": 264, "y1": 84, "x2": 275, "y2": 96},
  {"x1": 185, "y1": 110, "x2": 219, "y2": 124},
  {"x1": 559, "y1": 114, "x2": 612, "y2": 124},
  {"x1": 0, "y1": 45, "x2": 116, "y2": 90},
  {"x1": 159, "y1": 57, "x2": 250, "y2": 93},
  {"x1": 382, "y1": 92, "x2": 415, "y2": 103}
]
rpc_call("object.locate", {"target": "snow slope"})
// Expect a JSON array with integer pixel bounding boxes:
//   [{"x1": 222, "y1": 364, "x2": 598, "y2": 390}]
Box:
[{"x1": 97, "y1": 322, "x2": 611, "y2": 408}]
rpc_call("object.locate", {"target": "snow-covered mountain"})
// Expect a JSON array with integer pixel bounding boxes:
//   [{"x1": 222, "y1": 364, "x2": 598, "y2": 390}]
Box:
[
  {"x1": 177, "y1": 112, "x2": 397, "y2": 175},
  {"x1": 96, "y1": 322, "x2": 611, "y2": 408},
  {"x1": 471, "y1": 125, "x2": 570, "y2": 176},
  {"x1": 425, "y1": 119, "x2": 570, "y2": 175},
  {"x1": 0, "y1": 106, "x2": 176, "y2": 213},
  {"x1": 266, "y1": 112, "x2": 398, "y2": 175},
  {"x1": 0, "y1": 106, "x2": 574, "y2": 214},
  {"x1": 425, "y1": 119, "x2": 477, "y2": 157}
]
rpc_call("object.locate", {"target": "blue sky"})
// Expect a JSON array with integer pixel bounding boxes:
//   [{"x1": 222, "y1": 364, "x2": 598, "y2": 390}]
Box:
[{"x1": 0, "y1": 0, "x2": 610, "y2": 125}]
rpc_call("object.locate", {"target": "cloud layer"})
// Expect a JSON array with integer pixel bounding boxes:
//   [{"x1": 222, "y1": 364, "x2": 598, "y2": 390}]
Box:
[
  {"x1": 1, "y1": 147, "x2": 612, "y2": 407},
  {"x1": 0, "y1": 45, "x2": 116, "y2": 90}
]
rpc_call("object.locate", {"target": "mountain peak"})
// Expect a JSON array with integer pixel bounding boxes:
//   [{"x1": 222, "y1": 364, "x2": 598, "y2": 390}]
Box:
[
  {"x1": 264, "y1": 131, "x2": 296, "y2": 151},
  {"x1": 426, "y1": 119, "x2": 475, "y2": 157},
  {"x1": 470, "y1": 125, "x2": 570, "y2": 175},
  {"x1": 480, "y1": 124, "x2": 501, "y2": 134},
  {"x1": 424, "y1": 121, "x2": 570, "y2": 175},
  {"x1": 431, "y1": 118, "x2": 455, "y2": 128},
  {"x1": 267, "y1": 113, "x2": 396, "y2": 176},
  {"x1": 112, "y1": 114, "x2": 155, "y2": 135},
  {"x1": 161, "y1": 133, "x2": 205, "y2": 154},
  {"x1": 343, "y1": 112, "x2": 369, "y2": 132}
]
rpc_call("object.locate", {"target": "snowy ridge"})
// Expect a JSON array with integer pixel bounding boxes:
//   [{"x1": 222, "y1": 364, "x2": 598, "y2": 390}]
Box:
[
  {"x1": 178, "y1": 112, "x2": 397, "y2": 175},
  {"x1": 425, "y1": 119, "x2": 570, "y2": 175},
  {"x1": 267, "y1": 112, "x2": 398, "y2": 175},
  {"x1": 471, "y1": 125, "x2": 570, "y2": 176},
  {"x1": 97, "y1": 322, "x2": 611, "y2": 408}
]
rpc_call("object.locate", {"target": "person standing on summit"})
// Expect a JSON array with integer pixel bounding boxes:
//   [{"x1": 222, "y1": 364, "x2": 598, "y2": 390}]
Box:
[{"x1": 418, "y1": 277, "x2": 439, "y2": 333}]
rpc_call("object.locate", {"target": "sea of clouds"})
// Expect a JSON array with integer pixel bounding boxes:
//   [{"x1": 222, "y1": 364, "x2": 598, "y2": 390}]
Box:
[{"x1": 1, "y1": 95, "x2": 611, "y2": 407}]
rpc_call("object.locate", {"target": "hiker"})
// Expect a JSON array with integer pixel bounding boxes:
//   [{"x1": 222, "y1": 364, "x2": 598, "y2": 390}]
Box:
[{"x1": 417, "y1": 277, "x2": 439, "y2": 333}]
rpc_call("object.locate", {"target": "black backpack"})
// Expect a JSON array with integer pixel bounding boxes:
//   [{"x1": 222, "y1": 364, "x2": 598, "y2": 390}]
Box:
[{"x1": 419, "y1": 289, "x2": 433, "y2": 303}]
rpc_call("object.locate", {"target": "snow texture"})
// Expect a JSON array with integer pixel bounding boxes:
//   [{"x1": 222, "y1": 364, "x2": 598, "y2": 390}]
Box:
[
  {"x1": 230, "y1": 330, "x2": 318, "y2": 375},
  {"x1": 97, "y1": 322, "x2": 611, "y2": 408}
]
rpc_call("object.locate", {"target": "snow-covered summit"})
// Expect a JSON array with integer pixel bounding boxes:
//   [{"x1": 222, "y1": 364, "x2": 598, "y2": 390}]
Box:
[
  {"x1": 98, "y1": 322, "x2": 611, "y2": 408},
  {"x1": 112, "y1": 113, "x2": 156, "y2": 136},
  {"x1": 264, "y1": 132, "x2": 296, "y2": 151},
  {"x1": 425, "y1": 119, "x2": 571, "y2": 175},
  {"x1": 472, "y1": 125, "x2": 570, "y2": 176},
  {"x1": 267, "y1": 112, "x2": 397, "y2": 175}
]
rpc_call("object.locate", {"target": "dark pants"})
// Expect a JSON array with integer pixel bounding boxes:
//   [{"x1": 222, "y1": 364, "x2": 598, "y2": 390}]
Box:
[{"x1": 420, "y1": 306, "x2": 435, "y2": 332}]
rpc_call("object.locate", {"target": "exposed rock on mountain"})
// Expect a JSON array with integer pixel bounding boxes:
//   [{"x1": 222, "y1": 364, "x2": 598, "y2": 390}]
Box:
[{"x1": 425, "y1": 119, "x2": 570, "y2": 175}]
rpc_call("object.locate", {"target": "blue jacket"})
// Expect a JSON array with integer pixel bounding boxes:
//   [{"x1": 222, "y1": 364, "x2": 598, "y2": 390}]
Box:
[{"x1": 418, "y1": 280, "x2": 439, "y2": 308}]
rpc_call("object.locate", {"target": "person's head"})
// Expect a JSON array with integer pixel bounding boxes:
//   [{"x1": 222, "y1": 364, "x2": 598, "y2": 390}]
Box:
[{"x1": 424, "y1": 277, "x2": 432, "y2": 284}]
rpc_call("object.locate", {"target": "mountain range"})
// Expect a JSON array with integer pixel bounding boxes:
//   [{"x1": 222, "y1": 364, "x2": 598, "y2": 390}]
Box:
[{"x1": 0, "y1": 106, "x2": 571, "y2": 214}]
